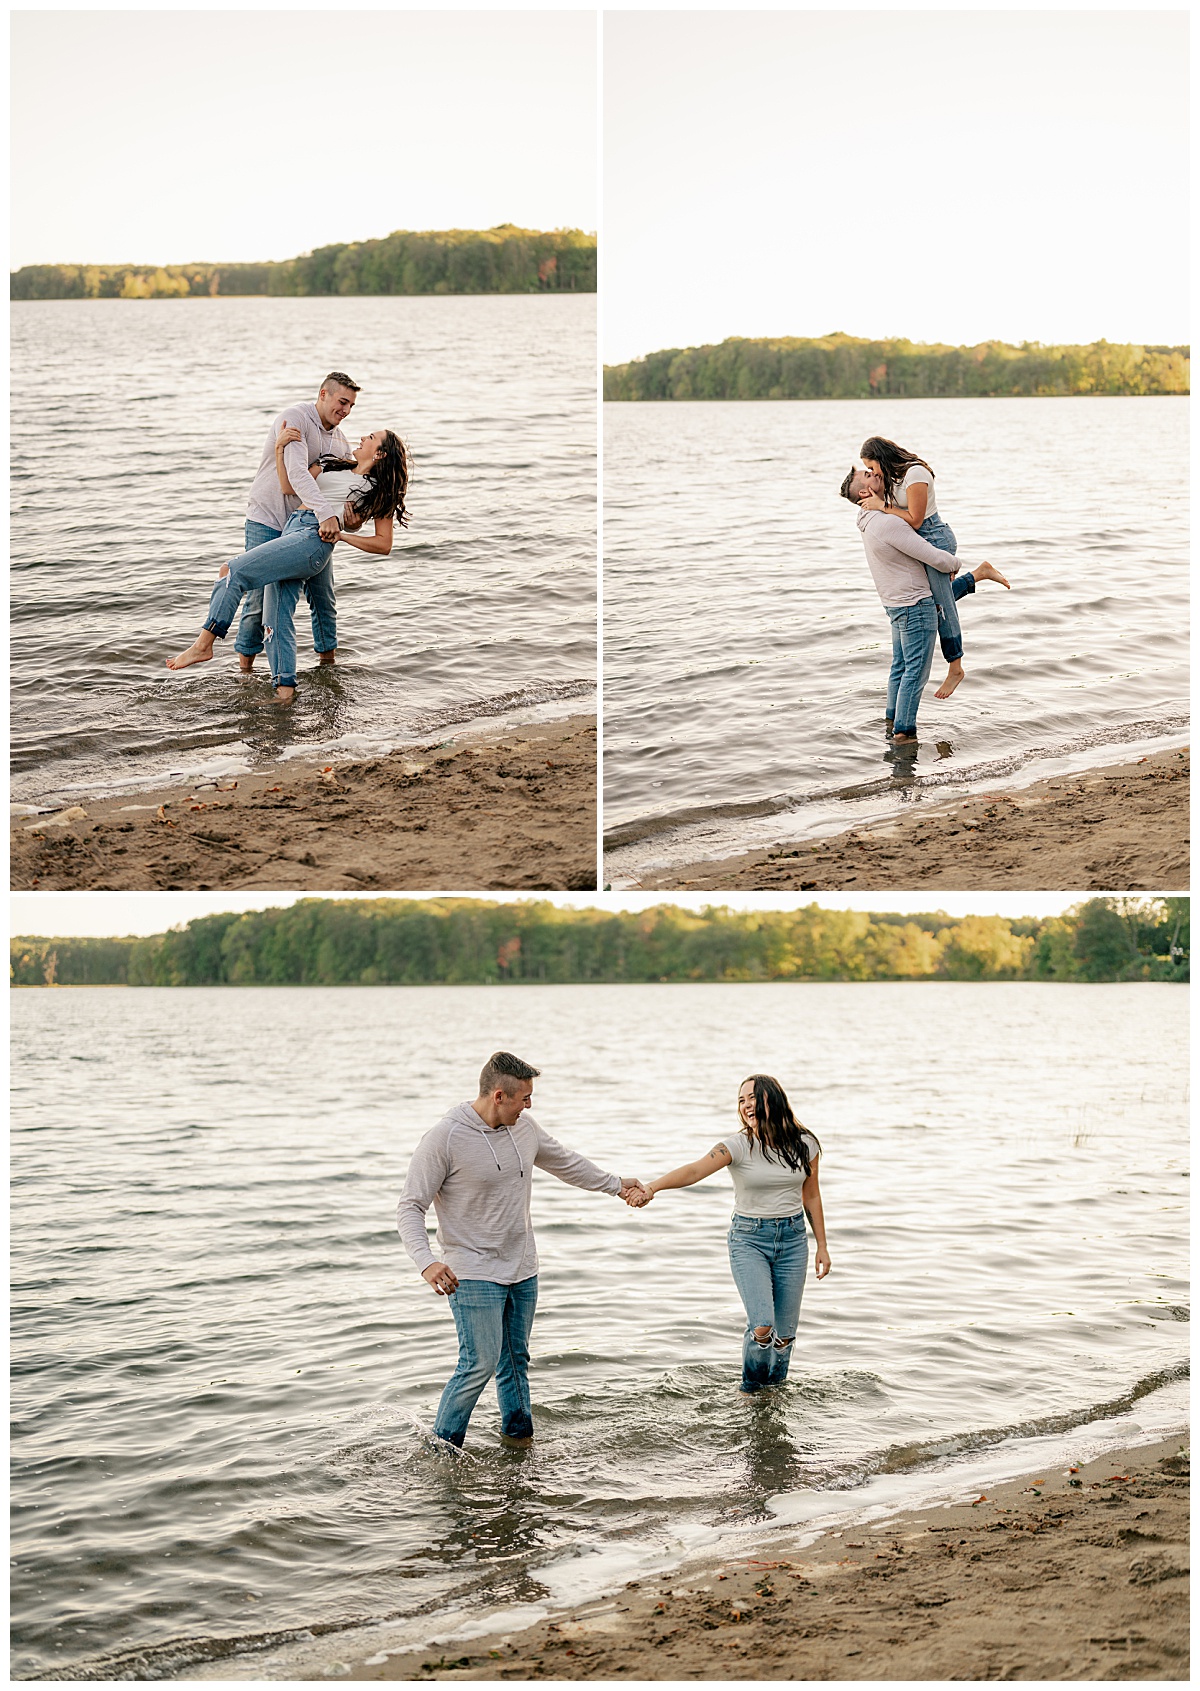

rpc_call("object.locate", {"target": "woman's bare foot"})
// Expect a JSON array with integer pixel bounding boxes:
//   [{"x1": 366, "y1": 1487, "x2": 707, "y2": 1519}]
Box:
[
  {"x1": 317, "y1": 651, "x2": 337, "y2": 666},
  {"x1": 973, "y1": 561, "x2": 1011, "y2": 588},
  {"x1": 274, "y1": 684, "x2": 296, "y2": 705},
  {"x1": 166, "y1": 638, "x2": 215, "y2": 670},
  {"x1": 892, "y1": 731, "x2": 917, "y2": 744},
  {"x1": 238, "y1": 654, "x2": 256, "y2": 673},
  {"x1": 935, "y1": 660, "x2": 965, "y2": 699}
]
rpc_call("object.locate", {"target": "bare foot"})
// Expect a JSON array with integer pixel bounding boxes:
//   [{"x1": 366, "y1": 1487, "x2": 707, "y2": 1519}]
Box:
[
  {"x1": 935, "y1": 660, "x2": 965, "y2": 699},
  {"x1": 238, "y1": 653, "x2": 256, "y2": 673},
  {"x1": 892, "y1": 731, "x2": 917, "y2": 744},
  {"x1": 274, "y1": 684, "x2": 296, "y2": 705},
  {"x1": 973, "y1": 561, "x2": 1011, "y2": 588},
  {"x1": 166, "y1": 640, "x2": 214, "y2": 671},
  {"x1": 317, "y1": 651, "x2": 337, "y2": 666}
]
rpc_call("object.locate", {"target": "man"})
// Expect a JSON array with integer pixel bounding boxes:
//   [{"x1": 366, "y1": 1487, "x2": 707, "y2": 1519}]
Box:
[
  {"x1": 236, "y1": 373, "x2": 361, "y2": 672},
  {"x1": 840, "y1": 467, "x2": 1008, "y2": 743},
  {"x1": 397, "y1": 1053, "x2": 646, "y2": 1449}
]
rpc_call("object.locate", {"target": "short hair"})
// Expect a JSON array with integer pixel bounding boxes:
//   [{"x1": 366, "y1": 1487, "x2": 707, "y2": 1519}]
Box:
[
  {"x1": 320, "y1": 371, "x2": 360, "y2": 394},
  {"x1": 479, "y1": 1051, "x2": 541, "y2": 1095},
  {"x1": 839, "y1": 466, "x2": 864, "y2": 504}
]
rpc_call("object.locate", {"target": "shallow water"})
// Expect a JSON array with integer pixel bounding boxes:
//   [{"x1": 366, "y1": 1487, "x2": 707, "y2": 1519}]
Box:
[
  {"x1": 11, "y1": 296, "x2": 595, "y2": 805},
  {"x1": 10, "y1": 982, "x2": 1188, "y2": 1679},
  {"x1": 603, "y1": 397, "x2": 1188, "y2": 877}
]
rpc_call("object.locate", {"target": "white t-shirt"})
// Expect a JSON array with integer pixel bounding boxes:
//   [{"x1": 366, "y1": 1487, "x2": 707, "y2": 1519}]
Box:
[
  {"x1": 718, "y1": 1128, "x2": 821, "y2": 1218},
  {"x1": 314, "y1": 467, "x2": 371, "y2": 517},
  {"x1": 888, "y1": 463, "x2": 938, "y2": 518}
]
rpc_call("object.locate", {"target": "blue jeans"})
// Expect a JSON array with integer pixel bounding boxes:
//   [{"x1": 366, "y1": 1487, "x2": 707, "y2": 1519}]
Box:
[
  {"x1": 233, "y1": 519, "x2": 338, "y2": 660},
  {"x1": 727, "y1": 1213, "x2": 809, "y2": 1392},
  {"x1": 917, "y1": 515, "x2": 973, "y2": 664},
  {"x1": 885, "y1": 597, "x2": 938, "y2": 737},
  {"x1": 434, "y1": 1276, "x2": 538, "y2": 1448},
  {"x1": 204, "y1": 512, "x2": 334, "y2": 688}
]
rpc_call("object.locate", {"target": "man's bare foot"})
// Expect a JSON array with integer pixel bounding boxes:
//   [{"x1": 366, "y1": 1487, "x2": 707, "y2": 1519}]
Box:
[
  {"x1": 316, "y1": 651, "x2": 337, "y2": 666},
  {"x1": 935, "y1": 660, "x2": 965, "y2": 699},
  {"x1": 238, "y1": 653, "x2": 256, "y2": 673},
  {"x1": 274, "y1": 684, "x2": 296, "y2": 705},
  {"x1": 166, "y1": 640, "x2": 214, "y2": 671},
  {"x1": 892, "y1": 731, "x2": 916, "y2": 744},
  {"x1": 973, "y1": 561, "x2": 1011, "y2": 588}
]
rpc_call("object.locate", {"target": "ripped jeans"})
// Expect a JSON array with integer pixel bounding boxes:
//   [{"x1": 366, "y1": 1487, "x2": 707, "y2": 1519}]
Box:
[
  {"x1": 203, "y1": 511, "x2": 333, "y2": 688},
  {"x1": 726, "y1": 1213, "x2": 809, "y2": 1392},
  {"x1": 235, "y1": 519, "x2": 338, "y2": 661}
]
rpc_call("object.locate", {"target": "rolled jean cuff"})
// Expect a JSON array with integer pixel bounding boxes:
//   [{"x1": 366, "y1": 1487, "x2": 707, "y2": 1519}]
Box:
[
  {"x1": 273, "y1": 673, "x2": 297, "y2": 688},
  {"x1": 203, "y1": 615, "x2": 231, "y2": 638}
]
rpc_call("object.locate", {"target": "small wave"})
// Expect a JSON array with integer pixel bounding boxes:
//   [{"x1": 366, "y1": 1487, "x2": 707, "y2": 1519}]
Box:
[{"x1": 606, "y1": 714, "x2": 1189, "y2": 856}]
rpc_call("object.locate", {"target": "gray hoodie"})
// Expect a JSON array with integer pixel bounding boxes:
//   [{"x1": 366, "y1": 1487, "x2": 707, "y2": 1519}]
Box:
[{"x1": 396, "y1": 1101, "x2": 622, "y2": 1283}]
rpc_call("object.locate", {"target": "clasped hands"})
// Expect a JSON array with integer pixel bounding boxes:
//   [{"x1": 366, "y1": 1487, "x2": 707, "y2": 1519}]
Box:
[{"x1": 618, "y1": 1176, "x2": 654, "y2": 1209}]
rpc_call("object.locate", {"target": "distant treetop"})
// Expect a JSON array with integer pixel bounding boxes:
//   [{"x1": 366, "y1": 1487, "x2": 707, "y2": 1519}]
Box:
[
  {"x1": 604, "y1": 332, "x2": 1188, "y2": 400},
  {"x1": 10, "y1": 225, "x2": 597, "y2": 300}
]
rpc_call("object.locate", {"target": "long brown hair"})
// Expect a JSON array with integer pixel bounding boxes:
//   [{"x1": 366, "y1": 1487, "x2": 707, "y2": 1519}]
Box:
[
  {"x1": 322, "y1": 429, "x2": 410, "y2": 527},
  {"x1": 740, "y1": 1074, "x2": 820, "y2": 1176},
  {"x1": 859, "y1": 435, "x2": 934, "y2": 504}
]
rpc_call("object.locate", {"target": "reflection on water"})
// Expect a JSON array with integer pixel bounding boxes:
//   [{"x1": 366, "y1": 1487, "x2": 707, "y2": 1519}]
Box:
[
  {"x1": 11, "y1": 296, "x2": 595, "y2": 804},
  {"x1": 10, "y1": 981, "x2": 1188, "y2": 1678}
]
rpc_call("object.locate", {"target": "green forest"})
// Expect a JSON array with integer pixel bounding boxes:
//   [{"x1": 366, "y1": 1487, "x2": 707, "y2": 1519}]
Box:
[
  {"x1": 603, "y1": 333, "x2": 1189, "y2": 400},
  {"x1": 10, "y1": 898, "x2": 1188, "y2": 989},
  {"x1": 10, "y1": 225, "x2": 596, "y2": 300}
]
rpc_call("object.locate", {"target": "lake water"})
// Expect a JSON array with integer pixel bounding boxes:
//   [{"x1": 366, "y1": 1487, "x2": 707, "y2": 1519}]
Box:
[
  {"x1": 603, "y1": 398, "x2": 1189, "y2": 881},
  {"x1": 10, "y1": 296, "x2": 595, "y2": 807},
  {"x1": 10, "y1": 982, "x2": 1188, "y2": 1680}
]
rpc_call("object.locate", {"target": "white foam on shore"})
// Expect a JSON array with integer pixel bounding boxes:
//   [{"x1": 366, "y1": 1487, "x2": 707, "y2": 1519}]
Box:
[
  {"x1": 21, "y1": 695, "x2": 595, "y2": 810},
  {"x1": 605, "y1": 725, "x2": 1189, "y2": 884},
  {"x1": 172, "y1": 1379, "x2": 1187, "y2": 1680}
]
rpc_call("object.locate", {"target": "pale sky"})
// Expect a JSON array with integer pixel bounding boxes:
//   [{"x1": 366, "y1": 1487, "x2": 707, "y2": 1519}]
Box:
[
  {"x1": 11, "y1": 891, "x2": 1121, "y2": 939},
  {"x1": 603, "y1": 9, "x2": 1189, "y2": 363},
  {"x1": 10, "y1": 11, "x2": 597, "y2": 268}
]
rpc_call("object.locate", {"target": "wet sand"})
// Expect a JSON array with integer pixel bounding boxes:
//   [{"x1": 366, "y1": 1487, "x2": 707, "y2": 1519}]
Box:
[
  {"x1": 333, "y1": 1437, "x2": 1188, "y2": 1682},
  {"x1": 11, "y1": 716, "x2": 596, "y2": 892},
  {"x1": 625, "y1": 747, "x2": 1188, "y2": 892}
]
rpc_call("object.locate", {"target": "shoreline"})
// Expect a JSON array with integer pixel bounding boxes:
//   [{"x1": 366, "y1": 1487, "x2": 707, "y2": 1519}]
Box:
[
  {"x1": 11, "y1": 715, "x2": 596, "y2": 892},
  {"x1": 617, "y1": 746, "x2": 1188, "y2": 891},
  {"x1": 314, "y1": 1435, "x2": 1189, "y2": 1682}
]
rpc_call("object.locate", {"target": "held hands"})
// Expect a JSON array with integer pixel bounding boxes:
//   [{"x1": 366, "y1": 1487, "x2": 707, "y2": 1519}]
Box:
[
  {"x1": 318, "y1": 515, "x2": 341, "y2": 542},
  {"x1": 619, "y1": 1178, "x2": 654, "y2": 1209},
  {"x1": 422, "y1": 1261, "x2": 459, "y2": 1296}
]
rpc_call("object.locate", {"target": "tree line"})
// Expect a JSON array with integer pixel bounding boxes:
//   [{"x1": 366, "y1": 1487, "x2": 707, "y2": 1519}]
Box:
[
  {"x1": 9, "y1": 898, "x2": 1188, "y2": 989},
  {"x1": 10, "y1": 225, "x2": 596, "y2": 300},
  {"x1": 603, "y1": 332, "x2": 1189, "y2": 400}
]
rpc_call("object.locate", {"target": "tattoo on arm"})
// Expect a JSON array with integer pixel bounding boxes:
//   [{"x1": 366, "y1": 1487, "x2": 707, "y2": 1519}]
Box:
[{"x1": 708, "y1": 1145, "x2": 726, "y2": 1162}]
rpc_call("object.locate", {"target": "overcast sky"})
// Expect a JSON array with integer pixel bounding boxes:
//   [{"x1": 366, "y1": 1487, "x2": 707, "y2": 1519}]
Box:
[
  {"x1": 11, "y1": 11, "x2": 596, "y2": 268},
  {"x1": 11, "y1": 890, "x2": 1119, "y2": 939},
  {"x1": 604, "y1": 9, "x2": 1189, "y2": 363}
]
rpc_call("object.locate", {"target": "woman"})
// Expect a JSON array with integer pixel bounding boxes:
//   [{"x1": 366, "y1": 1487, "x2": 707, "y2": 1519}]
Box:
[
  {"x1": 166, "y1": 426, "x2": 409, "y2": 701},
  {"x1": 855, "y1": 435, "x2": 1008, "y2": 701},
  {"x1": 630, "y1": 1075, "x2": 831, "y2": 1394}
]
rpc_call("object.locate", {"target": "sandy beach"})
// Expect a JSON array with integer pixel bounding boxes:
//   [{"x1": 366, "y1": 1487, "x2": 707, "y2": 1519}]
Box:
[
  {"x1": 330, "y1": 1437, "x2": 1188, "y2": 1682},
  {"x1": 11, "y1": 716, "x2": 596, "y2": 892},
  {"x1": 624, "y1": 747, "x2": 1188, "y2": 892}
]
